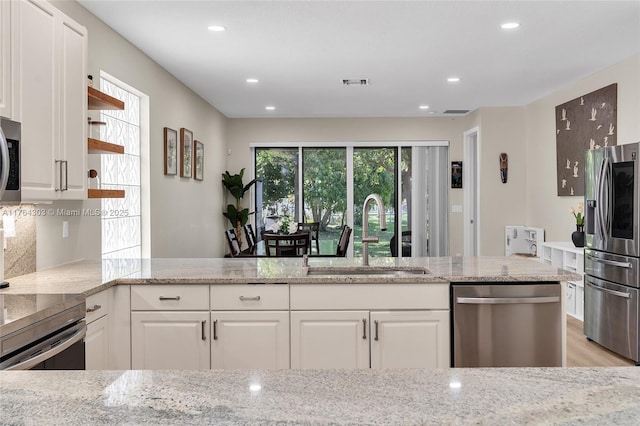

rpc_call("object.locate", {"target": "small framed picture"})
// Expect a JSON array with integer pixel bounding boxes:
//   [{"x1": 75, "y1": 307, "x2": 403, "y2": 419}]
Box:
[
  {"x1": 451, "y1": 161, "x2": 462, "y2": 188},
  {"x1": 180, "y1": 128, "x2": 193, "y2": 178},
  {"x1": 163, "y1": 127, "x2": 178, "y2": 175},
  {"x1": 194, "y1": 140, "x2": 204, "y2": 181}
]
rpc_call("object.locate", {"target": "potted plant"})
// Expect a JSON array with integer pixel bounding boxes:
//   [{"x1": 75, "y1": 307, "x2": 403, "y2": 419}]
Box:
[
  {"x1": 222, "y1": 168, "x2": 256, "y2": 247},
  {"x1": 569, "y1": 201, "x2": 585, "y2": 247}
]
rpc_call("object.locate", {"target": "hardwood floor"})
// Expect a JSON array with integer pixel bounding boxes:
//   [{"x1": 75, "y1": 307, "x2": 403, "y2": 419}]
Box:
[{"x1": 566, "y1": 315, "x2": 636, "y2": 367}]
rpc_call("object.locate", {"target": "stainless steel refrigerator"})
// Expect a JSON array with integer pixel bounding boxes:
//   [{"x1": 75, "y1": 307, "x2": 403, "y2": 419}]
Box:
[{"x1": 584, "y1": 142, "x2": 640, "y2": 365}]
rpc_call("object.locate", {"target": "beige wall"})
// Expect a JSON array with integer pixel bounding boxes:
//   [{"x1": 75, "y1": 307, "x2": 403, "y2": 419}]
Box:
[
  {"x1": 225, "y1": 117, "x2": 467, "y2": 255},
  {"x1": 35, "y1": 1, "x2": 228, "y2": 269},
  {"x1": 524, "y1": 54, "x2": 640, "y2": 243}
]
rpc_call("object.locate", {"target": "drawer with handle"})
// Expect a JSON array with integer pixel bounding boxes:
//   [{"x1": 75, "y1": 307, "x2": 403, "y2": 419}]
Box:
[
  {"x1": 85, "y1": 290, "x2": 108, "y2": 323},
  {"x1": 131, "y1": 285, "x2": 210, "y2": 311},
  {"x1": 211, "y1": 285, "x2": 289, "y2": 310}
]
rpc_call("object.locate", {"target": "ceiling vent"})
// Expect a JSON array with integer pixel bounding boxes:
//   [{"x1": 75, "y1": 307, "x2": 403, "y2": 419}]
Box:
[
  {"x1": 342, "y1": 79, "x2": 369, "y2": 86},
  {"x1": 443, "y1": 109, "x2": 470, "y2": 114}
]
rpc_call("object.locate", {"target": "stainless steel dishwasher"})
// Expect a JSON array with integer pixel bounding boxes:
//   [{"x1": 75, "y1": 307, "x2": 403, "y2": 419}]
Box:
[{"x1": 451, "y1": 283, "x2": 562, "y2": 367}]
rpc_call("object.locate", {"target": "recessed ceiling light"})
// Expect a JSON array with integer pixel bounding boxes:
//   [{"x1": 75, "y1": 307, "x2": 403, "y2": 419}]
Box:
[
  {"x1": 208, "y1": 25, "x2": 226, "y2": 32},
  {"x1": 447, "y1": 77, "x2": 460, "y2": 83},
  {"x1": 265, "y1": 106, "x2": 275, "y2": 111},
  {"x1": 501, "y1": 22, "x2": 520, "y2": 30},
  {"x1": 419, "y1": 105, "x2": 430, "y2": 110},
  {"x1": 246, "y1": 78, "x2": 259, "y2": 84}
]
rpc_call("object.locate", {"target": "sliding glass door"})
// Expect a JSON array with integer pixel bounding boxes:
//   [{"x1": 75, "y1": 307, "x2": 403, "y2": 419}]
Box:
[{"x1": 253, "y1": 142, "x2": 448, "y2": 258}]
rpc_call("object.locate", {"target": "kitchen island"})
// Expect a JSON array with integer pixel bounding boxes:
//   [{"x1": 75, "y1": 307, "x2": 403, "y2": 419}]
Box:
[{"x1": 1, "y1": 367, "x2": 639, "y2": 424}]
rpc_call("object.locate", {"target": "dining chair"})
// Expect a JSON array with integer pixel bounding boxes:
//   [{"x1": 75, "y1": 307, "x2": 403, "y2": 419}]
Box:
[
  {"x1": 390, "y1": 230, "x2": 412, "y2": 257},
  {"x1": 243, "y1": 223, "x2": 258, "y2": 254},
  {"x1": 297, "y1": 222, "x2": 320, "y2": 253},
  {"x1": 336, "y1": 225, "x2": 352, "y2": 257},
  {"x1": 225, "y1": 229, "x2": 241, "y2": 257},
  {"x1": 263, "y1": 233, "x2": 310, "y2": 257}
]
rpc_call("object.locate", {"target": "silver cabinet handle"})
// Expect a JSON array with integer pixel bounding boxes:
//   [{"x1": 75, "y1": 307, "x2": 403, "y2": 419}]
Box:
[
  {"x1": 201, "y1": 320, "x2": 206, "y2": 341},
  {"x1": 456, "y1": 296, "x2": 560, "y2": 305},
  {"x1": 239, "y1": 295, "x2": 261, "y2": 301},
  {"x1": 86, "y1": 304, "x2": 102, "y2": 313},
  {"x1": 159, "y1": 296, "x2": 181, "y2": 301},
  {"x1": 374, "y1": 320, "x2": 379, "y2": 341},
  {"x1": 587, "y1": 281, "x2": 631, "y2": 299},
  {"x1": 55, "y1": 160, "x2": 63, "y2": 191},
  {"x1": 362, "y1": 318, "x2": 367, "y2": 340},
  {"x1": 593, "y1": 258, "x2": 633, "y2": 269},
  {"x1": 213, "y1": 320, "x2": 218, "y2": 340},
  {"x1": 63, "y1": 160, "x2": 68, "y2": 191}
]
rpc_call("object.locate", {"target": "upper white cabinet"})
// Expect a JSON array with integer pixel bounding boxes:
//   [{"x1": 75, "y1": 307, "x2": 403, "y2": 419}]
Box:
[
  {"x1": 11, "y1": 0, "x2": 87, "y2": 201},
  {"x1": 0, "y1": 0, "x2": 11, "y2": 118}
]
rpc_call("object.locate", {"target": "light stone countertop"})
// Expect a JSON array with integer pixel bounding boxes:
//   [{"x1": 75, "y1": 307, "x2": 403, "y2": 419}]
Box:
[
  {"x1": 0, "y1": 256, "x2": 579, "y2": 297},
  {"x1": 1, "y1": 367, "x2": 639, "y2": 425}
]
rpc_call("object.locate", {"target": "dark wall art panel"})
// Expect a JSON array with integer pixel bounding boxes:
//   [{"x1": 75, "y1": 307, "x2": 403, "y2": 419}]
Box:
[{"x1": 555, "y1": 84, "x2": 617, "y2": 196}]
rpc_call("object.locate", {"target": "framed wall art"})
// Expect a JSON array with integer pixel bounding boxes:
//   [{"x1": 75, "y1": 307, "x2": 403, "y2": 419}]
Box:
[
  {"x1": 180, "y1": 127, "x2": 193, "y2": 178},
  {"x1": 194, "y1": 140, "x2": 204, "y2": 181},
  {"x1": 451, "y1": 161, "x2": 462, "y2": 188},
  {"x1": 555, "y1": 83, "x2": 617, "y2": 196},
  {"x1": 163, "y1": 127, "x2": 177, "y2": 175}
]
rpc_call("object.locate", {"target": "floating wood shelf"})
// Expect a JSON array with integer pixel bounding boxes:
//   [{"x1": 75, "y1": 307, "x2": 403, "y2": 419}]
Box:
[
  {"x1": 88, "y1": 86, "x2": 124, "y2": 110},
  {"x1": 88, "y1": 189, "x2": 125, "y2": 199},
  {"x1": 88, "y1": 138, "x2": 124, "y2": 154}
]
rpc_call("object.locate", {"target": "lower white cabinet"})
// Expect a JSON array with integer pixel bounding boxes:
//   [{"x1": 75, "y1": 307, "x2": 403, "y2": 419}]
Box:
[
  {"x1": 210, "y1": 311, "x2": 289, "y2": 369},
  {"x1": 85, "y1": 315, "x2": 109, "y2": 370},
  {"x1": 290, "y1": 309, "x2": 450, "y2": 370},
  {"x1": 291, "y1": 311, "x2": 370, "y2": 369},
  {"x1": 131, "y1": 311, "x2": 210, "y2": 370},
  {"x1": 84, "y1": 290, "x2": 109, "y2": 370},
  {"x1": 370, "y1": 310, "x2": 449, "y2": 369}
]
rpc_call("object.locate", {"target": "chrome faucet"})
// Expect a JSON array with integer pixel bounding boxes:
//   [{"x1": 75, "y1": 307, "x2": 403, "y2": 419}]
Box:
[{"x1": 362, "y1": 194, "x2": 386, "y2": 266}]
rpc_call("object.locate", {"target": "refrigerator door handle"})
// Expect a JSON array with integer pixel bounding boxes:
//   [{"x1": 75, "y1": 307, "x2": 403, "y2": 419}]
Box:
[
  {"x1": 593, "y1": 258, "x2": 633, "y2": 269},
  {"x1": 456, "y1": 296, "x2": 560, "y2": 304},
  {"x1": 596, "y1": 156, "x2": 608, "y2": 241},
  {"x1": 586, "y1": 281, "x2": 631, "y2": 299}
]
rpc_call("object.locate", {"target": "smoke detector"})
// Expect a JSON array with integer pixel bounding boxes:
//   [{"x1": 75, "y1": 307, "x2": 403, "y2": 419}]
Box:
[{"x1": 342, "y1": 79, "x2": 369, "y2": 86}]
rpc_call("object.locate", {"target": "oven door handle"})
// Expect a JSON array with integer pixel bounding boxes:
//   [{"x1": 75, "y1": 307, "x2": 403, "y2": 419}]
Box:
[
  {"x1": 3, "y1": 322, "x2": 86, "y2": 371},
  {"x1": 0, "y1": 126, "x2": 10, "y2": 200}
]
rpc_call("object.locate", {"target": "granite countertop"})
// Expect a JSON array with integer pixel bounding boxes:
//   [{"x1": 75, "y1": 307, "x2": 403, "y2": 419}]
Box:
[
  {"x1": 0, "y1": 256, "x2": 579, "y2": 297},
  {"x1": 1, "y1": 367, "x2": 639, "y2": 424}
]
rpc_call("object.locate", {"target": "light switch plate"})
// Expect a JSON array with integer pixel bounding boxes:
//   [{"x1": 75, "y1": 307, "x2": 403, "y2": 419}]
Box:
[
  {"x1": 452, "y1": 205, "x2": 463, "y2": 213},
  {"x1": 62, "y1": 221, "x2": 69, "y2": 238}
]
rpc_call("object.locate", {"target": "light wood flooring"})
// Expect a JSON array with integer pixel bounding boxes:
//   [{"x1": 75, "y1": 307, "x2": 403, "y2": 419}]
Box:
[{"x1": 566, "y1": 315, "x2": 636, "y2": 367}]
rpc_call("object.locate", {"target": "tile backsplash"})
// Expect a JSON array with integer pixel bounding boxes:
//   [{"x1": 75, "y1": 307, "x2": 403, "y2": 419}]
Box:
[{"x1": 1, "y1": 205, "x2": 37, "y2": 279}]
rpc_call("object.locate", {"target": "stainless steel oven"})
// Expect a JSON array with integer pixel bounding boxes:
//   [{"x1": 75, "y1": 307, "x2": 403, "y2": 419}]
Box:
[{"x1": 0, "y1": 294, "x2": 86, "y2": 370}]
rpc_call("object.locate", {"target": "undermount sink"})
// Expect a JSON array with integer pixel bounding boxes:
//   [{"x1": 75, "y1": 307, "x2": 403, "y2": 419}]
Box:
[{"x1": 305, "y1": 266, "x2": 430, "y2": 276}]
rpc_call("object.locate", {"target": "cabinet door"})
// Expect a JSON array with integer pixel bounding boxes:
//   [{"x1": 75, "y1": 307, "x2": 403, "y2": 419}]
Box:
[
  {"x1": 58, "y1": 13, "x2": 86, "y2": 199},
  {"x1": 85, "y1": 315, "x2": 109, "y2": 370},
  {"x1": 131, "y1": 311, "x2": 210, "y2": 370},
  {"x1": 291, "y1": 311, "x2": 369, "y2": 369},
  {"x1": 211, "y1": 311, "x2": 289, "y2": 370},
  {"x1": 12, "y1": 0, "x2": 58, "y2": 200},
  {"x1": 370, "y1": 310, "x2": 450, "y2": 369},
  {"x1": 0, "y1": 0, "x2": 11, "y2": 118}
]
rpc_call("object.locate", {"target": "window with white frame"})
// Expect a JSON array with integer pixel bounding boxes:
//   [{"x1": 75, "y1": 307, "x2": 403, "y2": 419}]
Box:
[{"x1": 99, "y1": 78, "x2": 141, "y2": 259}]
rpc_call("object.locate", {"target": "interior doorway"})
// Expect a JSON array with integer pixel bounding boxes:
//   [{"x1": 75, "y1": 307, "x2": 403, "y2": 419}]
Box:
[{"x1": 463, "y1": 127, "x2": 479, "y2": 256}]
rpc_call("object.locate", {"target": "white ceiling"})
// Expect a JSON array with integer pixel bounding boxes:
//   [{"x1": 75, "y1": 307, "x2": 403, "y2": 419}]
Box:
[{"x1": 78, "y1": 0, "x2": 640, "y2": 118}]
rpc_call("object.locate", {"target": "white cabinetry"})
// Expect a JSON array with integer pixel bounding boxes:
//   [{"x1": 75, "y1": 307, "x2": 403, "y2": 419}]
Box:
[
  {"x1": 541, "y1": 242, "x2": 584, "y2": 320},
  {"x1": 11, "y1": 0, "x2": 87, "y2": 201},
  {"x1": 370, "y1": 310, "x2": 449, "y2": 369},
  {"x1": 210, "y1": 285, "x2": 289, "y2": 369},
  {"x1": 131, "y1": 285, "x2": 210, "y2": 370},
  {"x1": 0, "y1": 0, "x2": 11, "y2": 118},
  {"x1": 84, "y1": 290, "x2": 109, "y2": 370},
  {"x1": 290, "y1": 283, "x2": 450, "y2": 370}
]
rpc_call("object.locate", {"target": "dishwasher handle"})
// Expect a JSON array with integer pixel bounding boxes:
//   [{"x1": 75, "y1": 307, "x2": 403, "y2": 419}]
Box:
[{"x1": 456, "y1": 296, "x2": 560, "y2": 305}]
